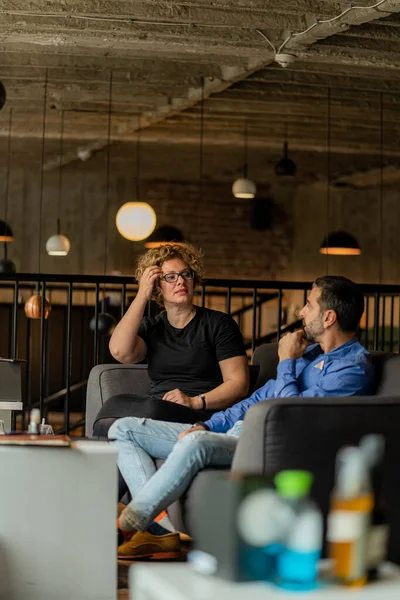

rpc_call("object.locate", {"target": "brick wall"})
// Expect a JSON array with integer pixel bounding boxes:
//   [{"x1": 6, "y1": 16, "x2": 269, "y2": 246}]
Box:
[
  {"x1": 4, "y1": 162, "x2": 399, "y2": 285},
  {"x1": 5, "y1": 168, "x2": 294, "y2": 280}
]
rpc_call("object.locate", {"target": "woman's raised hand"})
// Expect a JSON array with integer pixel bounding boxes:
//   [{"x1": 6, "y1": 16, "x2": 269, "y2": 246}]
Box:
[{"x1": 137, "y1": 266, "x2": 163, "y2": 302}]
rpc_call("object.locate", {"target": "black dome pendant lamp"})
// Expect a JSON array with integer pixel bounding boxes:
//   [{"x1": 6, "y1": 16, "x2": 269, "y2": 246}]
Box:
[
  {"x1": 275, "y1": 125, "x2": 297, "y2": 177},
  {"x1": 319, "y1": 88, "x2": 361, "y2": 257},
  {"x1": 144, "y1": 225, "x2": 185, "y2": 249},
  {"x1": 0, "y1": 81, "x2": 6, "y2": 111},
  {"x1": 319, "y1": 231, "x2": 361, "y2": 256}
]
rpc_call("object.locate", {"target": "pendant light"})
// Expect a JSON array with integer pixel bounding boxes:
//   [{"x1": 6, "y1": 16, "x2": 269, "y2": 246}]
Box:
[
  {"x1": 115, "y1": 114, "x2": 156, "y2": 241},
  {"x1": 0, "y1": 81, "x2": 5, "y2": 111},
  {"x1": 232, "y1": 121, "x2": 256, "y2": 199},
  {"x1": 144, "y1": 225, "x2": 184, "y2": 249},
  {"x1": 25, "y1": 70, "x2": 51, "y2": 319},
  {"x1": 319, "y1": 231, "x2": 361, "y2": 256},
  {"x1": 319, "y1": 88, "x2": 361, "y2": 257},
  {"x1": 0, "y1": 108, "x2": 16, "y2": 274},
  {"x1": 46, "y1": 110, "x2": 71, "y2": 256},
  {"x1": 275, "y1": 127, "x2": 297, "y2": 177},
  {"x1": 90, "y1": 71, "x2": 116, "y2": 336}
]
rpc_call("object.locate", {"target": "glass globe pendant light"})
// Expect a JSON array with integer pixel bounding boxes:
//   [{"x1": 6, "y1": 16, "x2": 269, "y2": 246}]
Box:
[{"x1": 116, "y1": 114, "x2": 156, "y2": 241}]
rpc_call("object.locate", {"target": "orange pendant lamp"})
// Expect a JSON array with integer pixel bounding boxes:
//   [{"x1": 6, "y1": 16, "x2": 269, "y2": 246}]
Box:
[
  {"x1": 25, "y1": 70, "x2": 51, "y2": 319},
  {"x1": 24, "y1": 288, "x2": 51, "y2": 320}
]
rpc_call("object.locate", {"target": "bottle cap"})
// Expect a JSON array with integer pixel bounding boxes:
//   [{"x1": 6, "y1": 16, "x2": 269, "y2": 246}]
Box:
[
  {"x1": 274, "y1": 470, "x2": 313, "y2": 498},
  {"x1": 360, "y1": 434, "x2": 385, "y2": 469},
  {"x1": 336, "y1": 446, "x2": 369, "y2": 497}
]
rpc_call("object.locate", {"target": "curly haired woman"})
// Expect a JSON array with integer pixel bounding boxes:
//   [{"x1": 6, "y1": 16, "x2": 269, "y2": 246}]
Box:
[{"x1": 93, "y1": 242, "x2": 249, "y2": 510}]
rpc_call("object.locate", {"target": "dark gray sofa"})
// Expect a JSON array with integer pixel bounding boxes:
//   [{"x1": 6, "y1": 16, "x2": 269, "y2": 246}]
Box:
[{"x1": 86, "y1": 344, "x2": 400, "y2": 564}]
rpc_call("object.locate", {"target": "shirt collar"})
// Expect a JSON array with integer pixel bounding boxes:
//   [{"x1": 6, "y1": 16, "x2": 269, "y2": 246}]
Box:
[{"x1": 304, "y1": 337, "x2": 358, "y2": 359}]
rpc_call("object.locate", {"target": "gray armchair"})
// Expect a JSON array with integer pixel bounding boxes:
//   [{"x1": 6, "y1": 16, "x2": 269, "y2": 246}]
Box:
[{"x1": 86, "y1": 364, "x2": 150, "y2": 438}]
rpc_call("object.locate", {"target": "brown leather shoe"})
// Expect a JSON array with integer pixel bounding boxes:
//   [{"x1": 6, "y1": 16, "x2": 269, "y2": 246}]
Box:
[{"x1": 118, "y1": 530, "x2": 181, "y2": 560}]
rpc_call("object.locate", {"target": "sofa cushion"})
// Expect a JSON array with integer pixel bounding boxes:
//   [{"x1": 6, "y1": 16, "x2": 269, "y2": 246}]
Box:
[
  {"x1": 251, "y1": 343, "x2": 279, "y2": 389},
  {"x1": 370, "y1": 352, "x2": 400, "y2": 396}
]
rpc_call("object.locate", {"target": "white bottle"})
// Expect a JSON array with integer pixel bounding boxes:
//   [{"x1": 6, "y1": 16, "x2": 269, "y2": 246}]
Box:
[{"x1": 28, "y1": 409, "x2": 41, "y2": 434}]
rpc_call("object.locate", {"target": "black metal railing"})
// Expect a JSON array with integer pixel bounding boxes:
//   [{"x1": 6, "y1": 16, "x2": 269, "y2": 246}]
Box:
[{"x1": 1, "y1": 273, "x2": 400, "y2": 434}]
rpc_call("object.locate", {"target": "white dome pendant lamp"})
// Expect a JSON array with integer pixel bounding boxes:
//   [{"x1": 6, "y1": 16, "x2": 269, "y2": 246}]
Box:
[
  {"x1": 46, "y1": 110, "x2": 71, "y2": 256},
  {"x1": 232, "y1": 120, "x2": 256, "y2": 199},
  {"x1": 116, "y1": 114, "x2": 156, "y2": 241}
]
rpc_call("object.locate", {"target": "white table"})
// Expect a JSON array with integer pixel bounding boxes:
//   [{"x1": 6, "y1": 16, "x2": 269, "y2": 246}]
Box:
[
  {"x1": 129, "y1": 563, "x2": 400, "y2": 600},
  {"x1": 0, "y1": 440, "x2": 117, "y2": 600},
  {"x1": 0, "y1": 400, "x2": 22, "y2": 431}
]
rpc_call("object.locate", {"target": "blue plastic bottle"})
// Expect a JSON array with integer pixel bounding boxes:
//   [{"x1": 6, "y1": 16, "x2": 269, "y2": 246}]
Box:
[{"x1": 274, "y1": 470, "x2": 323, "y2": 591}]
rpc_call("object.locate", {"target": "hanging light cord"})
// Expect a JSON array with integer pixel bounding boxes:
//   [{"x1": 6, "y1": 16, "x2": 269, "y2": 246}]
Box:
[
  {"x1": 326, "y1": 87, "x2": 331, "y2": 274},
  {"x1": 243, "y1": 119, "x2": 249, "y2": 177},
  {"x1": 379, "y1": 91, "x2": 384, "y2": 284},
  {"x1": 38, "y1": 68, "x2": 48, "y2": 274},
  {"x1": 135, "y1": 112, "x2": 141, "y2": 201},
  {"x1": 103, "y1": 71, "x2": 113, "y2": 283},
  {"x1": 4, "y1": 107, "x2": 12, "y2": 225},
  {"x1": 57, "y1": 109, "x2": 65, "y2": 235},
  {"x1": 199, "y1": 78, "x2": 205, "y2": 205}
]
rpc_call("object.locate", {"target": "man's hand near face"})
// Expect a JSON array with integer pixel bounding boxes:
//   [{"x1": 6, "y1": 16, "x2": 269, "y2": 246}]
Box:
[{"x1": 278, "y1": 330, "x2": 310, "y2": 362}]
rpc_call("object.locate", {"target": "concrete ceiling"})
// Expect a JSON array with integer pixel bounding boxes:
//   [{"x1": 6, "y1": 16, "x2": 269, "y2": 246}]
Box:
[{"x1": 1, "y1": 1, "x2": 400, "y2": 180}]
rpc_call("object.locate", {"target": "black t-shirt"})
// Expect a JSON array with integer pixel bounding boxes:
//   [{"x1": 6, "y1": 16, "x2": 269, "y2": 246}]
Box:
[{"x1": 137, "y1": 306, "x2": 246, "y2": 401}]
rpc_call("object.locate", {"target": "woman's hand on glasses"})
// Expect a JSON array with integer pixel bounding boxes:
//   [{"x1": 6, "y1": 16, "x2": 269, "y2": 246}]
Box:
[
  {"x1": 162, "y1": 388, "x2": 195, "y2": 408},
  {"x1": 137, "y1": 266, "x2": 163, "y2": 302}
]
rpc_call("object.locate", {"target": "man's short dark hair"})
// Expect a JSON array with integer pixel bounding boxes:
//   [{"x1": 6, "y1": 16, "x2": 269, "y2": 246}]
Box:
[{"x1": 313, "y1": 276, "x2": 364, "y2": 332}]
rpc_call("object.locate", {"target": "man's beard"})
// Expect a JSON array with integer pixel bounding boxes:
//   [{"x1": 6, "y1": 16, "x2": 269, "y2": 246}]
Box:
[{"x1": 303, "y1": 316, "x2": 324, "y2": 343}]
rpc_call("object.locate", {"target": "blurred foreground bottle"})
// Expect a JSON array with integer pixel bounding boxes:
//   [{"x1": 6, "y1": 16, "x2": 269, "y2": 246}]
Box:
[
  {"x1": 327, "y1": 445, "x2": 373, "y2": 587},
  {"x1": 274, "y1": 470, "x2": 323, "y2": 591}
]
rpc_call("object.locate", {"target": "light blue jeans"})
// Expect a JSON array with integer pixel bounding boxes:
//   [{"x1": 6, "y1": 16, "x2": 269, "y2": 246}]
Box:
[{"x1": 108, "y1": 417, "x2": 239, "y2": 531}]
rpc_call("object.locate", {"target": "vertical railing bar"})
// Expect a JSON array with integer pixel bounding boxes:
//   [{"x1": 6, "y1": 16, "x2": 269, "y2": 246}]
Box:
[
  {"x1": 44, "y1": 295, "x2": 51, "y2": 420},
  {"x1": 398, "y1": 294, "x2": 400, "y2": 354},
  {"x1": 365, "y1": 295, "x2": 370, "y2": 350},
  {"x1": 24, "y1": 312, "x2": 31, "y2": 431},
  {"x1": 390, "y1": 295, "x2": 395, "y2": 352},
  {"x1": 80, "y1": 290, "x2": 88, "y2": 406},
  {"x1": 251, "y1": 288, "x2": 257, "y2": 355},
  {"x1": 201, "y1": 283, "x2": 206, "y2": 308},
  {"x1": 381, "y1": 295, "x2": 386, "y2": 352},
  {"x1": 226, "y1": 286, "x2": 232, "y2": 315},
  {"x1": 65, "y1": 281, "x2": 72, "y2": 436},
  {"x1": 277, "y1": 289, "x2": 283, "y2": 342},
  {"x1": 10, "y1": 281, "x2": 19, "y2": 430},
  {"x1": 121, "y1": 283, "x2": 127, "y2": 318},
  {"x1": 39, "y1": 280, "x2": 47, "y2": 419},
  {"x1": 7, "y1": 301, "x2": 12, "y2": 359},
  {"x1": 82, "y1": 290, "x2": 89, "y2": 379},
  {"x1": 373, "y1": 292, "x2": 380, "y2": 352},
  {"x1": 12, "y1": 281, "x2": 19, "y2": 358},
  {"x1": 257, "y1": 299, "x2": 262, "y2": 341},
  {"x1": 93, "y1": 282, "x2": 100, "y2": 366}
]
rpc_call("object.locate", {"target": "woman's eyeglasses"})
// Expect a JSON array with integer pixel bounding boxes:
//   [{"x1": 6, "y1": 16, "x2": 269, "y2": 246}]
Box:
[{"x1": 161, "y1": 269, "x2": 195, "y2": 284}]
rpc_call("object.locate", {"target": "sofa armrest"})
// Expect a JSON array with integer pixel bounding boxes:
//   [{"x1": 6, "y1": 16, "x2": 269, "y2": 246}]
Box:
[
  {"x1": 232, "y1": 395, "x2": 400, "y2": 474},
  {"x1": 85, "y1": 364, "x2": 150, "y2": 437},
  {"x1": 231, "y1": 395, "x2": 400, "y2": 564}
]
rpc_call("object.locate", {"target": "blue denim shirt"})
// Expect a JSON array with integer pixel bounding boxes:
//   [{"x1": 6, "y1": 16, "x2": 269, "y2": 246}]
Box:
[{"x1": 204, "y1": 338, "x2": 374, "y2": 434}]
